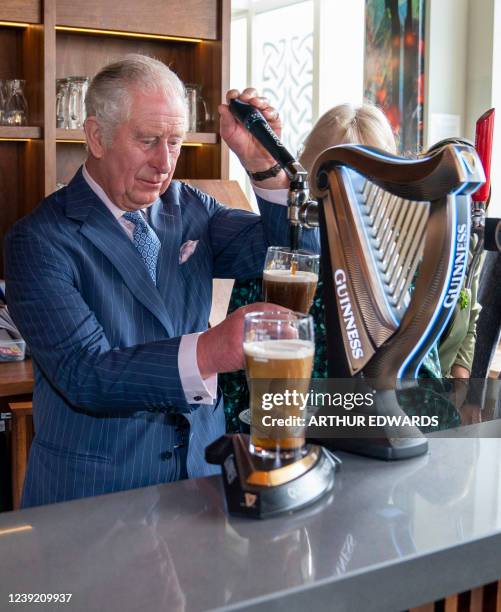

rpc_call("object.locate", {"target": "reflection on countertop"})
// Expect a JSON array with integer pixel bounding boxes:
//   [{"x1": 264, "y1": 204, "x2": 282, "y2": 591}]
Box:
[{"x1": 2, "y1": 427, "x2": 501, "y2": 611}]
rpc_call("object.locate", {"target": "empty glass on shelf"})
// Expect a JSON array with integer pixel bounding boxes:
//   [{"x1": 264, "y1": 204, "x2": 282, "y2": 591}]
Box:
[
  {"x1": 56, "y1": 78, "x2": 70, "y2": 128},
  {"x1": 56, "y1": 76, "x2": 89, "y2": 129},
  {"x1": 3, "y1": 79, "x2": 28, "y2": 126},
  {"x1": 0, "y1": 80, "x2": 6, "y2": 125},
  {"x1": 185, "y1": 83, "x2": 210, "y2": 132},
  {"x1": 67, "y1": 76, "x2": 89, "y2": 129}
]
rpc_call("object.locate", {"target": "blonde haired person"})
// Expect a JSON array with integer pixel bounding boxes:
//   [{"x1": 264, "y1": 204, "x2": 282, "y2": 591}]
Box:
[{"x1": 298, "y1": 102, "x2": 397, "y2": 171}]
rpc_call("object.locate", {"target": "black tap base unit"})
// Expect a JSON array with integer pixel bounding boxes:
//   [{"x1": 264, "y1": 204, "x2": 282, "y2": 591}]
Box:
[
  {"x1": 238, "y1": 407, "x2": 428, "y2": 462},
  {"x1": 315, "y1": 434, "x2": 428, "y2": 461},
  {"x1": 205, "y1": 434, "x2": 338, "y2": 519}
]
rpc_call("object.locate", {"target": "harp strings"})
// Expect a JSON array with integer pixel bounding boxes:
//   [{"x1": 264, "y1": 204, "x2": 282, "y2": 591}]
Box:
[{"x1": 357, "y1": 177, "x2": 430, "y2": 311}]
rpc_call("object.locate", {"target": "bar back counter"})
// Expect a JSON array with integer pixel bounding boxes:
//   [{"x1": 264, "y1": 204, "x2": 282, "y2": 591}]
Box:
[{"x1": 1, "y1": 423, "x2": 501, "y2": 611}]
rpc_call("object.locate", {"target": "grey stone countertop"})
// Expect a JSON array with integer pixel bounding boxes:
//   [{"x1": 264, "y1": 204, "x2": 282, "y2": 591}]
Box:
[{"x1": 2, "y1": 423, "x2": 501, "y2": 612}]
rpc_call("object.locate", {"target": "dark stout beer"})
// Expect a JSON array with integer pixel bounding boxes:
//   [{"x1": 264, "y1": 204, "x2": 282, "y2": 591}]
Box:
[{"x1": 263, "y1": 269, "x2": 318, "y2": 313}]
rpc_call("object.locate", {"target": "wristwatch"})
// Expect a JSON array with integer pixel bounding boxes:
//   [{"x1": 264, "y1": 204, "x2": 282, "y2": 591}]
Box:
[{"x1": 246, "y1": 163, "x2": 282, "y2": 182}]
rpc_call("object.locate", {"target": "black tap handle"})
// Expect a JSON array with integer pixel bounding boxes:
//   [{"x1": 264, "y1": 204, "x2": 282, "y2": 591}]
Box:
[{"x1": 229, "y1": 98, "x2": 296, "y2": 172}]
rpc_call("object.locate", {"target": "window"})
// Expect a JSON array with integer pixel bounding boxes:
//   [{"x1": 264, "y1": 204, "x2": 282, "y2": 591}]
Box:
[{"x1": 230, "y1": 0, "x2": 365, "y2": 197}]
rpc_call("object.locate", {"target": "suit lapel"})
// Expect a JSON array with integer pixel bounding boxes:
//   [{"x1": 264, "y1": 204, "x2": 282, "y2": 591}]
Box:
[
  {"x1": 64, "y1": 168, "x2": 176, "y2": 337},
  {"x1": 148, "y1": 189, "x2": 183, "y2": 302}
]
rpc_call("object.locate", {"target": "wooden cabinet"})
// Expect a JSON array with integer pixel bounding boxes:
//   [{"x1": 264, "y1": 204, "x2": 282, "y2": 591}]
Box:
[{"x1": 0, "y1": 0, "x2": 230, "y2": 273}]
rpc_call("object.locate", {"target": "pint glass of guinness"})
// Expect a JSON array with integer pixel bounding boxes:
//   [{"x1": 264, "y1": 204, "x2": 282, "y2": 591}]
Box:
[
  {"x1": 263, "y1": 247, "x2": 319, "y2": 313},
  {"x1": 244, "y1": 311, "x2": 314, "y2": 460}
]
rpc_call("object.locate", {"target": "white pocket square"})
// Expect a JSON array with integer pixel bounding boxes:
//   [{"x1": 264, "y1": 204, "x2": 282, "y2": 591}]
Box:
[{"x1": 179, "y1": 240, "x2": 199, "y2": 264}]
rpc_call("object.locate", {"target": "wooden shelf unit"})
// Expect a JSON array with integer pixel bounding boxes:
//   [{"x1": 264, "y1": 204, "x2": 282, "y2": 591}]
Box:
[
  {"x1": 55, "y1": 128, "x2": 218, "y2": 144},
  {"x1": 0, "y1": 126, "x2": 41, "y2": 139},
  {"x1": 0, "y1": 0, "x2": 230, "y2": 273}
]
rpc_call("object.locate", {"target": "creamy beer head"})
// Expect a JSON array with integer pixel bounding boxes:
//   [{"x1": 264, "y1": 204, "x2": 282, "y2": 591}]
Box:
[
  {"x1": 263, "y1": 269, "x2": 318, "y2": 283},
  {"x1": 263, "y1": 269, "x2": 319, "y2": 313},
  {"x1": 244, "y1": 338, "x2": 314, "y2": 376}
]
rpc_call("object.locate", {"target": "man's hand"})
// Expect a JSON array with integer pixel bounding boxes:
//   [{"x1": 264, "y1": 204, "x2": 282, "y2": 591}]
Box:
[
  {"x1": 218, "y1": 88, "x2": 289, "y2": 189},
  {"x1": 197, "y1": 303, "x2": 290, "y2": 378}
]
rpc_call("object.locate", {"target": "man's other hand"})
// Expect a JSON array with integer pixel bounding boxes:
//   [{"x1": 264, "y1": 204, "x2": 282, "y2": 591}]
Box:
[{"x1": 197, "y1": 302, "x2": 290, "y2": 378}]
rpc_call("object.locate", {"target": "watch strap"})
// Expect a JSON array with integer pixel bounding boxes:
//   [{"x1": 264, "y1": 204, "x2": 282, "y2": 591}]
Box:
[{"x1": 246, "y1": 163, "x2": 282, "y2": 182}]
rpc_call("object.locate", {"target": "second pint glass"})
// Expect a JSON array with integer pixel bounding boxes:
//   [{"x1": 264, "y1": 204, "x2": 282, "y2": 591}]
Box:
[
  {"x1": 263, "y1": 247, "x2": 319, "y2": 313},
  {"x1": 243, "y1": 311, "x2": 314, "y2": 460}
]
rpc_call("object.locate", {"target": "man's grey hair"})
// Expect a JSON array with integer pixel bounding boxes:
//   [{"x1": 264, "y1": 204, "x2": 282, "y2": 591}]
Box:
[{"x1": 85, "y1": 54, "x2": 187, "y2": 145}]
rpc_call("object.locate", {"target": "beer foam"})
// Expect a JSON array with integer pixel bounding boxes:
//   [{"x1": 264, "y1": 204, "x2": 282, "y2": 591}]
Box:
[
  {"x1": 244, "y1": 339, "x2": 314, "y2": 360},
  {"x1": 263, "y1": 269, "x2": 318, "y2": 283}
]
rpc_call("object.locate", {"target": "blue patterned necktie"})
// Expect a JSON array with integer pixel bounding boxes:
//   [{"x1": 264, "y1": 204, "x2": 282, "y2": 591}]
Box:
[{"x1": 122, "y1": 211, "x2": 161, "y2": 284}]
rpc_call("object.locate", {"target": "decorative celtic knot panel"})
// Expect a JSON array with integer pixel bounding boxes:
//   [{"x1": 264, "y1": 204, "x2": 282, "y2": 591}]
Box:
[{"x1": 255, "y1": 3, "x2": 313, "y2": 156}]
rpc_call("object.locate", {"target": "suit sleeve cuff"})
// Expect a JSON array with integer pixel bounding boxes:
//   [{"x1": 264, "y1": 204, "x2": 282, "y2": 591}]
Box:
[
  {"x1": 251, "y1": 186, "x2": 289, "y2": 206},
  {"x1": 178, "y1": 333, "x2": 218, "y2": 404}
]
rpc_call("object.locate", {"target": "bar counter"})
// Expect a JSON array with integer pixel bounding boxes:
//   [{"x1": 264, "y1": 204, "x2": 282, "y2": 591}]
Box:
[{"x1": 1, "y1": 423, "x2": 501, "y2": 611}]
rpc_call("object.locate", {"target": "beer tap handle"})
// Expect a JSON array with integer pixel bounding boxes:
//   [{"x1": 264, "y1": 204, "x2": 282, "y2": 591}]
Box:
[
  {"x1": 229, "y1": 98, "x2": 319, "y2": 248},
  {"x1": 466, "y1": 108, "x2": 495, "y2": 288},
  {"x1": 229, "y1": 98, "x2": 298, "y2": 178},
  {"x1": 472, "y1": 108, "x2": 495, "y2": 204}
]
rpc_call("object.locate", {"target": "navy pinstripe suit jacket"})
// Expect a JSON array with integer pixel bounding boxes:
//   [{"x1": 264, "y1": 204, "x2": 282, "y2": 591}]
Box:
[{"x1": 5, "y1": 168, "x2": 318, "y2": 507}]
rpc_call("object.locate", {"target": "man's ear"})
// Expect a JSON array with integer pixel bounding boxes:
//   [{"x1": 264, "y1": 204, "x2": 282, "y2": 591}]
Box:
[{"x1": 84, "y1": 116, "x2": 105, "y2": 159}]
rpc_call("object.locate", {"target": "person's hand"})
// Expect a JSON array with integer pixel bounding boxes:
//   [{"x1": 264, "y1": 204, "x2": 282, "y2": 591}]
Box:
[
  {"x1": 458, "y1": 403, "x2": 482, "y2": 425},
  {"x1": 197, "y1": 302, "x2": 290, "y2": 378},
  {"x1": 450, "y1": 365, "x2": 471, "y2": 410},
  {"x1": 218, "y1": 88, "x2": 289, "y2": 188},
  {"x1": 451, "y1": 364, "x2": 470, "y2": 379}
]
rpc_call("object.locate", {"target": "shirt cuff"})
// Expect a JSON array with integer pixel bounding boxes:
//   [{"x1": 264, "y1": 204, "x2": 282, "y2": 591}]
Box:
[
  {"x1": 178, "y1": 333, "x2": 218, "y2": 404},
  {"x1": 252, "y1": 185, "x2": 289, "y2": 206}
]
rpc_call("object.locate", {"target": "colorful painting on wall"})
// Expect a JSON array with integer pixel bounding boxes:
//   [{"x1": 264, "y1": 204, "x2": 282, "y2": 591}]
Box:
[{"x1": 364, "y1": 0, "x2": 426, "y2": 155}]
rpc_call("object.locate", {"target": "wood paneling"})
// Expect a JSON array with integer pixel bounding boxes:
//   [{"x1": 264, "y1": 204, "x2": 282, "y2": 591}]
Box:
[
  {"x1": 9, "y1": 401, "x2": 33, "y2": 510},
  {"x1": 43, "y1": 0, "x2": 56, "y2": 195},
  {"x1": 23, "y1": 24, "x2": 45, "y2": 211},
  {"x1": 0, "y1": 126, "x2": 41, "y2": 138},
  {"x1": 55, "y1": 31, "x2": 195, "y2": 83},
  {"x1": 56, "y1": 142, "x2": 85, "y2": 185},
  {"x1": 56, "y1": 0, "x2": 217, "y2": 40},
  {"x1": 411, "y1": 582, "x2": 501, "y2": 612},
  {"x1": 183, "y1": 179, "x2": 252, "y2": 212},
  {"x1": 1, "y1": 0, "x2": 41, "y2": 24},
  {"x1": 0, "y1": 143, "x2": 23, "y2": 273},
  {"x1": 175, "y1": 144, "x2": 220, "y2": 180},
  {"x1": 0, "y1": 28, "x2": 23, "y2": 78},
  {"x1": 55, "y1": 129, "x2": 217, "y2": 144},
  {"x1": 0, "y1": 360, "x2": 33, "y2": 397}
]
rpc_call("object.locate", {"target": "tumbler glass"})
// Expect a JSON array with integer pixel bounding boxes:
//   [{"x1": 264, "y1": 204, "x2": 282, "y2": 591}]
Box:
[
  {"x1": 4, "y1": 79, "x2": 28, "y2": 126},
  {"x1": 185, "y1": 84, "x2": 209, "y2": 132},
  {"x1": 67, "y1": 76, "x2": 89, "y2": 129},
  {"x1": 56, "y1": 78, "x2": 70, "y2": 128},
  {"x1": 0, "y1": 80, "x2": 6, "y2": 125}
]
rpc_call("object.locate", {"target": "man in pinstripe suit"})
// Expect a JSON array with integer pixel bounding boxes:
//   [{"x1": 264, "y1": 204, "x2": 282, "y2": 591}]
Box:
[{"x1": 5, "y1": 55, "x2": 317, "y2": 507}]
